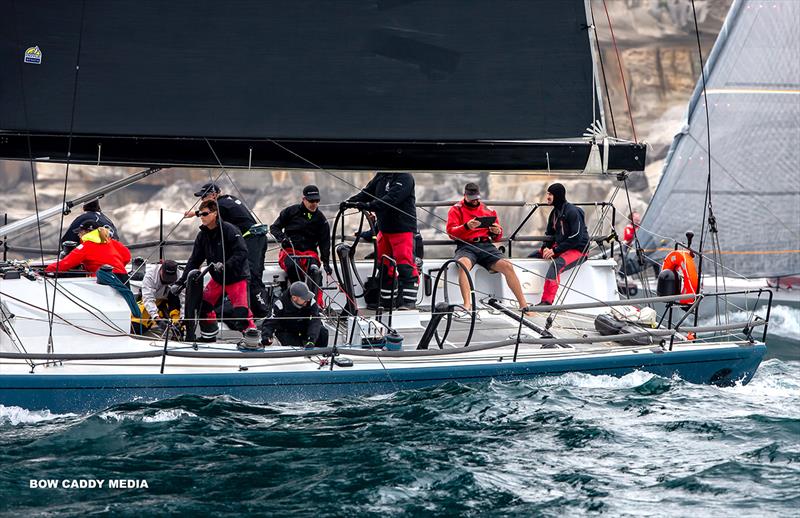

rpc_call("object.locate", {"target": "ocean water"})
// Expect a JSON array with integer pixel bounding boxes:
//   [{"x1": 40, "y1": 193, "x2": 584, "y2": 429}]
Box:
[{"x1": 1, "y1": 360, "x2": 799, "y2": 517}]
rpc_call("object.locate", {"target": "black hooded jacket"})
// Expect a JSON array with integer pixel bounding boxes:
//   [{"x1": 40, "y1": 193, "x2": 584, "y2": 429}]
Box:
[
  {"x1": 261, "y1": 290, "x2": 323, "y2": 342},
  {"x1": 347, "y1": 172, "x2": 417, "y2": 233},
  {"x1": 270, "y1": 204, "x2": 331, "y2": 265},
  {"x1": 544, "y1": 200, "x2": 590, "y2": 253},
  {"x1": 181, "y1": 221, "x2": 250, "y2": 285}
]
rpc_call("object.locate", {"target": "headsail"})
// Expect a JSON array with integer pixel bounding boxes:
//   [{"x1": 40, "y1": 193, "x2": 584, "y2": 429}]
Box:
[
  {"x1": 640, "y1": 0, "x2": 800, "y2": 279},
  {"x1": 0, "y1": 0, "x2": 644, "y2": 171}
]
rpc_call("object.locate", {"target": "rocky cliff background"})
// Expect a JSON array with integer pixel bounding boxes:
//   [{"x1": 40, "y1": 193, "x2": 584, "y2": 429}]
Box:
[{"x1": 1, "y1": 0, "x2": 732, "y2": 261}]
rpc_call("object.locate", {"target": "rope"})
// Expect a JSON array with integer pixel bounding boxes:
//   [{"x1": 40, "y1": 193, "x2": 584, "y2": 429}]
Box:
[{"x1": 601, "y1": 0, "x2": 637, "y2": 141}]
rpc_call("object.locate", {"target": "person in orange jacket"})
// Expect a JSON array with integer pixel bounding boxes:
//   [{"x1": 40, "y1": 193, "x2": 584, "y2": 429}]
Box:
[
  {"x1": 446, "y1": 182, "x2": 531, "y2": 315},
  {"x1": 45, "y1": 221, "x2": 131, "y2": 284}
]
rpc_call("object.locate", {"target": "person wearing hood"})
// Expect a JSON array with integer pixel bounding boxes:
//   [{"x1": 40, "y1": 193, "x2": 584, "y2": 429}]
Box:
[
  {"x1": 178, "y1": 199, "x2": 259, "y2": 342},
  {"x1": 342, "y1": 172, "x2": 419, "y2": 310},
  {"x1": 61, "y1": 199, "x2": 121, "y2": 245},
  {"x1": 46, "y1": 220, "x2": 131, "y2": 284},
  {"x1": 260, "y1": 281, "x2": 328, "y2": 349},
  {"x1": 447, "y1": 182, "x2": 531, "y2": 314},
  {"x1": 531, "y1": 183, "x2": 590, "y2": 305}
]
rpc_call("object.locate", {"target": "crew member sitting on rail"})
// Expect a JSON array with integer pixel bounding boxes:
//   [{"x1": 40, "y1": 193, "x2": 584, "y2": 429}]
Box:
[
  {"x1": 178, "y1": 199, "x2": 259, "y2": 343},
  {"x1": 184, "y1": 182, "x2": 269, "y2": 317},
  {"x1": 446, "y1": 183, "x2": 532, "y2": 315},
  {"x1": 61, "y1": 199, "x2": 121, "y2": 245},
  {"x1": 46, "y1": 221, "x2": 131, "y2": 284},
  {"x1": 260, "y1": 281, "x2": 328, "y2": 349},
  {"x1": 133, "y1": 259, "x2": 184, "y2": 335},
  {"x1": 270, "y1": 185, "x2": 332, "y2": 306},
  {"x1": 342, "y1": 172, "x2": 419, "y2": 310},
  {"x1": 531, "y1": 183, "x2": 590, "y2": 306}
]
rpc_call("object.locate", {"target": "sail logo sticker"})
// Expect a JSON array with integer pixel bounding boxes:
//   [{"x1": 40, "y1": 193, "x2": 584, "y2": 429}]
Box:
[{"x1": 24, "y1": 46, "x2": 42, "y2": 64}]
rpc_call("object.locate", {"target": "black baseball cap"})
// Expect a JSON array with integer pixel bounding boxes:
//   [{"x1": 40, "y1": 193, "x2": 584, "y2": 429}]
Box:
[
  {"x1": 303, "y1": 185, "x2": 321, "y2": 202},
  {"x1": 194, "y1": 182, "x2": 221, "y2": 197},
  {"x1": 289, "y1": 281, "x2": 314, "y2": 301},
  {"x1": 79, "y1": 220, "x2": 100, "y2": 232},
  {"x1": 464, "y1": 182, "x2": 481, "y2": 201},
  {"x1": 160, "y1": 260, "x2": 179, "y2": 283}
]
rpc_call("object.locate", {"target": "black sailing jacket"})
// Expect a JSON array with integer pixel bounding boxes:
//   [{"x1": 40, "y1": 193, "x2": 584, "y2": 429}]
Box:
[
  {"x1": 217, "y1": 194, "x2": 256, "y2": 233},
  {"x1": 260, "y1": 290, "x2": 323, "y2": 342},
  {"x1": 269, "y1": 204, "x2": 331, "y2": 266},
  {"x1": 347, "y1": 172, "x2": 417, "y2": 233},
  {"x1": 544, "y1": 201, "x2": 590, "y2": 253},
  {"x1": 181, "y1": 220, "x2": 250, "y2": 285}
]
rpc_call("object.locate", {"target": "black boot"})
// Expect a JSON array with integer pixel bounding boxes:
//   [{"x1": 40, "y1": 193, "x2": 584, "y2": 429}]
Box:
[{"x1": 397, "y1": 264, "x2": 419, "y2": 310}]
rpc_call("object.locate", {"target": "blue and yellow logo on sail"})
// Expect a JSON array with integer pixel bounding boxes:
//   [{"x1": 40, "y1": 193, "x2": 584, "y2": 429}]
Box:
[{"x1": 24, "y1": 46, "x2": 42, "y2": 65}]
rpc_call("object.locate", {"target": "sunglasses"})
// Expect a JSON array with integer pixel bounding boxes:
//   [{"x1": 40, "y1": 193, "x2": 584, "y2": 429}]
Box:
[{"x1": 195, "y1": 210, "x2": 213, "y2": 217}]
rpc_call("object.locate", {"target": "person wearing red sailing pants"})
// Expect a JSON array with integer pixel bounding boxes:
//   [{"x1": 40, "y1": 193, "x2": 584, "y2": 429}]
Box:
[
  {"x1": 270, "y1": 185, "x2": 332, "y2": 307},
  {"x1": 531, "y1": 183, "x2": 590, "y2": 306},
  {"x1": 178, "y1": 199, "x2": 259, "y2": 343},
  {"x1": 184, "y1": 182, "x2": 269, "y2": 318},
  {"x1": 342, "y1": 172, "x2": 419, "y2": 310},
  {"x1": 446, "y1": 183, "x2": 531, "y2": 314}
]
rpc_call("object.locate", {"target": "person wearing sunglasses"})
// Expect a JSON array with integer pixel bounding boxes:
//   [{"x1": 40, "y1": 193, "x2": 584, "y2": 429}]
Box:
[
  {"x1": 178, "y1": 199, "x2": 259, "y2": 343},
  {"x1": 269, "y1": 185, "x2": 332, "y2": 306},
  {"x1": 184, "y1": 182, "x2": 269, "y2": 318}
]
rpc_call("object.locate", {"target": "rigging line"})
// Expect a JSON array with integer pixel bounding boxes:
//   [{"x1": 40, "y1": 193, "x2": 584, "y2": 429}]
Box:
[
  {"x1": 622, "y1": 176, "x2": 653, "y2": 299},
  {"x1": 683, "y1": 132, "x2": 797, "y2": 237},
  {"x1": 203, "y1": 138, "x2": 263, "y2": 225},
  {"x1": 47, "y1": 0, "x2": 88, "y2": 353},
  {"x1": 589, "y1": 0, "x2": 617, "y2": 138},
  {"x1": 601, "y1": 0, "x2": 638, "y2": 142},
  {"x1": 690, "y1": 0, "x2": 715, "y2": 301},
  {"x1": 264, "y1": 139, "x2": 642, "y2": 311},
  {"x1": 10, "y1": 0, "x2": 52, "y2": 336}
]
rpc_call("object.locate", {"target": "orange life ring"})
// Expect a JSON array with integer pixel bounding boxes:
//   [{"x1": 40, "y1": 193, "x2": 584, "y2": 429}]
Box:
[{"x1": 661, "y1": 250, "x2": 698, "y2": 305}]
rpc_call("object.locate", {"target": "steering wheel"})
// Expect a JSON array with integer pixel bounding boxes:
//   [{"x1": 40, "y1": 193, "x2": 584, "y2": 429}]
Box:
[{"x1": 430, "y1": 259, "x2": 476, "y2": 349}]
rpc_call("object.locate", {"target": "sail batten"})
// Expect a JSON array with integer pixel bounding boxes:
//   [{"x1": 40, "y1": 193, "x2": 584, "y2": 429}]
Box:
[{"x1": 641, "y1": 0, "x2": 800, "y2": 279}]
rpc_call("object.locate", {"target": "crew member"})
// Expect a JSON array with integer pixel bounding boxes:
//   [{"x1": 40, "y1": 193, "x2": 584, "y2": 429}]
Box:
[
  {"x1": 46, "y1": 221, "x2": 131, "y2": 284},
  {"x1": 61, "y1": 199, "x2": 121, "y2": 245},
  {"x1": 184, "y1": 182, "x2": 268, "y2": 317},
  {"x1": 623, "y1": 211, "x2": 641, "y2": 247},
  {"x1": 531, "y1": 183, "x2": 590, "y2": 305},
  {"x1": 270, "y1": 185, "x2": 332, "y2": 306},
  {"x1": 134, "y1": 259, "x2": 184, "y2": 335},
  {"x1": 260, "y1": 281, "x2": 328, "y2": 349},
  {"x1": 343, "y1": 172, "x2": 418, "y2": 310},
  {"x1": 178, "y1": 199, "x2": 259, "y2": 342},
  {"x1": 446, "y1": 183, "x2": 531, "y2": 314}
]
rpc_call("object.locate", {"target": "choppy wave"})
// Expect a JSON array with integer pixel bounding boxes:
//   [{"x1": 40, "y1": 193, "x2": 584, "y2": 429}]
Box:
[{"x1": 2, "y1": 362, "x2": 799, "y2": 516}]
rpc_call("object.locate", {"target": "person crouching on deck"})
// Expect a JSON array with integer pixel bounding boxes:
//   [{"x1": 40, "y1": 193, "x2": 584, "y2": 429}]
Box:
[
  {"x1": 46, "y1": 221, "x2": 131, "y2": 284},
  {"x1": 446, "y1": 183, "x2": 531, "y2": 315},
  {"x1": 177, "y1": 199, "x2": 259, "y2": 343},
  {"x1": 260, "y1": 281, "x2": 328, "y2": 349},
  {"x1": 530, "y1": 183, "x2": 590, "y2": 306},
  {"x1": 270, "y1": 185, "x2": 332, "y2": 307}
]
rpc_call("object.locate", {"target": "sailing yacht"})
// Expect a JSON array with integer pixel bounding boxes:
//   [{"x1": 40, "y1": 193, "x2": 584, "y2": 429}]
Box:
[{"x1": 0, "y1": 0, "x2": 773, "y2": 412}]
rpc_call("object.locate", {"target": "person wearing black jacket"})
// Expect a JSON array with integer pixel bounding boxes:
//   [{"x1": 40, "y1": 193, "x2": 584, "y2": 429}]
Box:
[
  {"x1": 61, "y1": 200, "x2": 121, "y2": 245},
  {"x1": 342, "y1": 172, "x2": 419, "y2": 309},
  {"x1": 270, "y1": 185, "x2": 331, "y2": 306},
  {"x1": 261, "y1": 282, "x2": 328, "y2": 349},
  {"x1": 179, "y1": 199, "x2": 258, "y2": 342},
  {"x1": 530, "y1": 183, "x2": 590, "y2": 305},
  {"x1": 184, "y1": 182, "x2": 269, "y2": 317}
]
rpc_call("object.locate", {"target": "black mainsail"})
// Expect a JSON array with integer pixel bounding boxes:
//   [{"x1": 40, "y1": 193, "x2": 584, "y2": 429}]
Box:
[
  {"x1": 0, "y1": 0, "x2": 644, "y2": 171},
  {"x1": 640, "y1": 0, "x2": 800, "y2": 279}
]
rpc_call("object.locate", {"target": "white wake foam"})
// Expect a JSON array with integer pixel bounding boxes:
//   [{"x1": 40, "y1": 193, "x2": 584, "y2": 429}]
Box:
[{"x1": 0, "y1": 405, "x2": 74, "y2": 426}]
